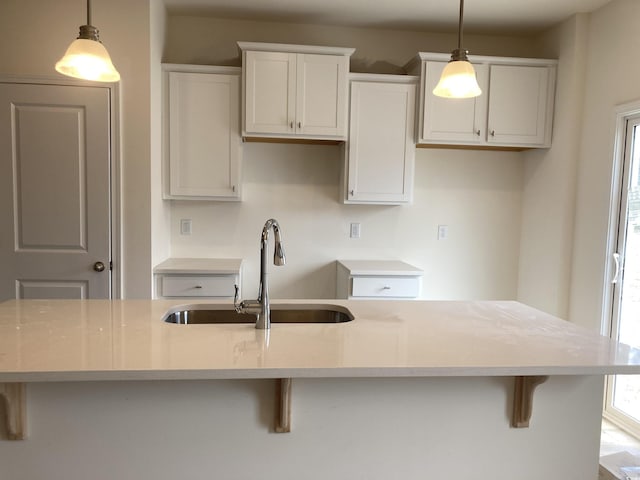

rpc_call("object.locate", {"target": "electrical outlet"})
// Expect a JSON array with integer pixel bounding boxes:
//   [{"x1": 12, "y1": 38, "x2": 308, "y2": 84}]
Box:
[
  {"x1": 180, "y1": 219, "x2": 192, "y2": 235},
  {"x1": 350, "y1": 222, "x2": 361, "y2": 239},
  {"x1": 437, "y1": 224, "x2": 448, "y2": 240}
]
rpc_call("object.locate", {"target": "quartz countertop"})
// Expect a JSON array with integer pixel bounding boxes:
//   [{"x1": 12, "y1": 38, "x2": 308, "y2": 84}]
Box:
[
  {"x1": 0, "y1": 299, "x2": 639, "y2": 382},
  {"x1": 337, "y1": 260, "x2": 423, "y2": 276}
]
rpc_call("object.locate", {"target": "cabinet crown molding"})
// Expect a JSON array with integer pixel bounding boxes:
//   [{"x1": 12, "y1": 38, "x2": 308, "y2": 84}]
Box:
[{"x1": 237, "y1": 41, "x2": 355, "y2": 56}]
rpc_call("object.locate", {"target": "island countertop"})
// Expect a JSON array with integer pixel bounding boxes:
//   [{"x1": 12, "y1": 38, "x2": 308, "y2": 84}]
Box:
[{"x1": 0, "y1": 299, "x2": 639, "y2": 382}]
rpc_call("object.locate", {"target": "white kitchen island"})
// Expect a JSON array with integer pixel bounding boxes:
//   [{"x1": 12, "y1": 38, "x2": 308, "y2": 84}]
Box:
[{"x1": 0, "y1": 299, "x2": 639, "y2": 479}]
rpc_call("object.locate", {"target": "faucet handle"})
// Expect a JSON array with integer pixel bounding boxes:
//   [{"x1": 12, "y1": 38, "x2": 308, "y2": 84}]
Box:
[{"x1": 233, "y1": 284, "x2": 242, "y2": 313}]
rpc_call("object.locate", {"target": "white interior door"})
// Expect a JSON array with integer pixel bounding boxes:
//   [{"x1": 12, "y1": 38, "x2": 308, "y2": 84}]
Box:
[{"x1": 0, "y1": 82, "x2": 112, "y2": 300}]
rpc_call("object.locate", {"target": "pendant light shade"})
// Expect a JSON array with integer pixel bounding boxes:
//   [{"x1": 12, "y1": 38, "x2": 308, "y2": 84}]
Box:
[
  {"x1": 433, "y1": 0, "x2": 481, "y2": 99},
  {"x1": 55, "y1": 1, "x2": 120, "y2": 82}
]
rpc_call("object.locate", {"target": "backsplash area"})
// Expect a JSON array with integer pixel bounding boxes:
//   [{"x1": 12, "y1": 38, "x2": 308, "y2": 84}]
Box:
[{"x1": 168, "y1": 142, "x2": 523, "y2": 300}]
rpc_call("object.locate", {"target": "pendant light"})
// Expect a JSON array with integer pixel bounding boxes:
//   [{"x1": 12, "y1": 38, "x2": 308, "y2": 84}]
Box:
[
  {"x1": 433, "y1": 0, "x2": 481, "y2": 99},
  {"x1": 55, "y1": 0, "x2": 120, "y2": 82}
]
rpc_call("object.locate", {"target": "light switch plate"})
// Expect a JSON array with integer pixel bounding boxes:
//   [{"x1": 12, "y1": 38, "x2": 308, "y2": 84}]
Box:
[
  {"x1": 180, "y1": 219, "x2": 192, "y2": 235},
  {"x1": 437, "y1": 225, "x2": 448, "y2": 240},
  {"x1": 350, "y1": 222, "x2": 361, "y2": 239}
]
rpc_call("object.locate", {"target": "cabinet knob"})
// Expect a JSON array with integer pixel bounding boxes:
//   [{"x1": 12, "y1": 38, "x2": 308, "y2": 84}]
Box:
[
  {"x1": 290, "y1": 121, "x2": 294, "y2": 129},
  {"x1": 475, "y1": 129, "x2": 481, "y2": 136},
  {"x1": 349, "y1": 190, "x2": 354, "y2": 196},
  {"x1": 298, "y1": 122, "x2": 302, "y2": 129},
  {"x1": 490, "y1": 130, "x2": 496, "y2": 137},
  {"x1": 194, "y1": 285, "x2": 203, "y2": 289}
]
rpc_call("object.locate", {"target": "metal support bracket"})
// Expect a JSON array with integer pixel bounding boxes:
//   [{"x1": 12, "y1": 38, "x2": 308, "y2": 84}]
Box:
[
  {"x1": 0, "y1": 383, "x2": 27, "y2": 440},
  {"x1": 511, "y1": 376, "x2": 549, "y2": 428},
  {"x1": 275, "y1": 378, "x2": 292, "y2": 433}
]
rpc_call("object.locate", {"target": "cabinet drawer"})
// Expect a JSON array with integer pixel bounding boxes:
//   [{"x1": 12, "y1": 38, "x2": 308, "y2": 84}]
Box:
[
  {"x1": 161, "y1": 275, "x2": 236, "y2": 297},
  {"x1": 351, "y1": 276, "x2": 420, "y2": 298}
]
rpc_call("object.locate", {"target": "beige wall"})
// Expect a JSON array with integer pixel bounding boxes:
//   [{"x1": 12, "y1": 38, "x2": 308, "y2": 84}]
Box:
[
  {"x1": 569, "y1": 0, "x2": 640, "y2": 330},
  {"x1": 517, "y1": 15, "x2": 589, "y2": 319},
  {"x1": 163, "y1": 16, "x2": 532, "y2": 300},
  {"x1": 165, "y1": 16, "x2": 541, "y2": 73}
]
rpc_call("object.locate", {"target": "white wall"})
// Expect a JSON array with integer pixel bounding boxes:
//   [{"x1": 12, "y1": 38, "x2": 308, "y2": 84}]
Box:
[
  {"x1": 164, "y1": 16, "x2": 528, "y2": 300},
  {"x1": 150, "y1": 0, "x2": 171, "y2": 271},
  {"x1": 517, "y1": 15, "x2": 589, "y2": 319},
  {"x1": 170, "y1": 144, "x2": 523, "y2": 300},
  {"x1": 0, "y1": 0, "x2": 154, "y2": 299},
  {"x1": 569, "y1": 0, "x2": 640, "y2": 331}
]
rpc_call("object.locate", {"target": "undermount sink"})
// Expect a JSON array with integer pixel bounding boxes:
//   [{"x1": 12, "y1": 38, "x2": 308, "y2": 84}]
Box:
[{"x1": 163, "y1": 304, "x2": 354, "y2": 325}]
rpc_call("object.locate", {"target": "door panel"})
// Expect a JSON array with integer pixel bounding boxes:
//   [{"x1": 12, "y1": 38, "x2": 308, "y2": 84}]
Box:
[
  {"x1": 422, "y1": 61, "x2": 488, "y2": 143},
  {"x1": 0, "y1": 83, "x2": 111, "y2": 300},
  {"x1": 604, "y1": 112, "x2": 640, "y2": 436}
]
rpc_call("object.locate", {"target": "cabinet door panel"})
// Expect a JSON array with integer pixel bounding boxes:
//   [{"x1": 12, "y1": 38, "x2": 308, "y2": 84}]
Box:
[
  {"x1": 168, "y1": 72, "x2": 240, "y2": 199},
  {"x1": 487, "y1": 65, "x2": 551, "y2": 146},
  {"x1": 347, "y1": 81, "x2": 415, "y2": 204},
  {"x1": 421, "y1": 61, "x2": 489, "y2": 144},
  {"x1": 244, "y1": 51, "x2": 296, "y2": 135},
  {"x1": 296, "y1": 54, "x2": 348, "y2": 137}
]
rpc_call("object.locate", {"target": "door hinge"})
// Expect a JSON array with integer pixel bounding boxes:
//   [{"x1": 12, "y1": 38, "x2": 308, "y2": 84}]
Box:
[{"x1": 109, "y1": 261, "x2": 113, "y2": 271}]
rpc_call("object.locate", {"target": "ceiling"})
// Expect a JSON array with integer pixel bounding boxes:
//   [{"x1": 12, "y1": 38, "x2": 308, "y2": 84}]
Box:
[{"x1": 163, "y1": 0, "x2": 613, "y2": 35}]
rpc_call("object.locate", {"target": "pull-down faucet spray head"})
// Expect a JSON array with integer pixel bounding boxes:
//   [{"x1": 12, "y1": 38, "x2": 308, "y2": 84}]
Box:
[{"x1": 273, "y1": 227, "x2": 286, "y2": 266}]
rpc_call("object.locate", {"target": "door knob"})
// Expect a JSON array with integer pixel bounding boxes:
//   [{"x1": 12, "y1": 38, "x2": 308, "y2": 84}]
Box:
[{"x1": 93, "y1": 261, "x2": 106, "y2": 272}]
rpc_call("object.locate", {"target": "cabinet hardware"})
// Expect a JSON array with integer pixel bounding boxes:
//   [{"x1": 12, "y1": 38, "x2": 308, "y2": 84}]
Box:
[
  {"x1": 490, "y1": 130, "x2": 496, "y2": 137},
  {"x1": 290, "y1": 121, "x2": 294, "y2": 129},
  {"x1": 298, "y1": 122, "x2": 302, "y2": 129},
  {"x1": 194, "y1": 285, "x2": 203, "y2": 289},
  {"x1": 349, "y1": 190, "x2": 354, "y2": 196},
  {"x1": 475, "y1": 129, "x2": 481, "y2": 136}
]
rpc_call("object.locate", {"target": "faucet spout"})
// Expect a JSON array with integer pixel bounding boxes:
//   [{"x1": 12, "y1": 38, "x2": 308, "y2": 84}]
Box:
[{"x1": 235, "y1": 219, "x2": 286, "y2": 330}]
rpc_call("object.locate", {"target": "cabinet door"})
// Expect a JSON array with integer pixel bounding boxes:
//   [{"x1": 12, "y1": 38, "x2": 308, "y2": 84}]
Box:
[
  {"x1": 487, "y1": 65, "x2": 553, "y2": 146},
  {"x1": 346, "y1": 81, "x2": 416, "y2": 204},
  {"x1": 421, "y1": 61, "x2": 489, "y2": 144},
  {"x1": 244, "y1": 51, "x2": 296, "y2": 135},
  {"x1": 296, "y1": 53, "x2": 349, "y2": 138},
  {"x1": 168, "y1": 72, "x2": 241, "y2": 199}
]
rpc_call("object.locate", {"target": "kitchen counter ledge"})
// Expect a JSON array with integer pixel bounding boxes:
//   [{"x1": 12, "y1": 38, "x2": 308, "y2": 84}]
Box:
[{"x1": 1, "y1": 299, "x2": 639, "y2": 439}]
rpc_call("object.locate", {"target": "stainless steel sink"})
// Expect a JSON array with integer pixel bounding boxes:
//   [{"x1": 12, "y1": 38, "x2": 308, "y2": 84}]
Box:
[{"x1": 163, "y1": 304, "x2": 354, "y2": 325}]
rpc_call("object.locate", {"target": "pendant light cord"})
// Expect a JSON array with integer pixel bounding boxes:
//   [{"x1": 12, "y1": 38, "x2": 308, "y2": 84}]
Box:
[
  {"x1": 86, "y1": 0, "x2": 92, "y2": 26},
  {"x1": 458, "y1": 0, "x2": 464, "y2": 51}
]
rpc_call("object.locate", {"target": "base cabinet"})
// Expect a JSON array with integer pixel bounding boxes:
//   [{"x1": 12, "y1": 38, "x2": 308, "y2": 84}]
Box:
[
  {"x1": 343, "y1": 75, "x2": 417, "y2": 205},
  {"x1": 410, "y1": 53, "x2": 557, "y2": 149},
  {"x1": 163, "y1": 65, "x2": 242, "y2": 201},
  {"x1": 154, "y1": 258, "x2": 242, "y2": 299},
  {"x1": 336, "y1": 260, "x2": 423, "y2": 299}
]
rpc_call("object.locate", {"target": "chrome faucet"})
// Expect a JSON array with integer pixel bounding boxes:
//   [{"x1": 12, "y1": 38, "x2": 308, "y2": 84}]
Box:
[{"x1": 234, "y1": 219, "x2": 286, "y2": 329}]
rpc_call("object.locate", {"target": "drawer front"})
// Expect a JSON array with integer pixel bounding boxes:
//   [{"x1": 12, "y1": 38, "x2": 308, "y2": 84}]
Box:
[
  {"x1": 161, "y1": 275, "x2": 237, "y2": 297},
  {"x1": 351, "y1": 276, "x2": 420, "y2": 298}
]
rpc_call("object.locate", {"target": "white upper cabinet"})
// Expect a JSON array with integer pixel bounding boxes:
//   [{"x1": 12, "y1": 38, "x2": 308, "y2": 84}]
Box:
[
  {"x1": 164, "y1": 65, "x2": 242, "y2": 201},
  {"x1": 239, "y1": 42, "x2": 354, "y2": 141},
  {"x1": 422, "y1": 61, "x2": 489, "y2": 144},
  {"x1": 410, "y1": 52, "x2": 557, "y2": 149},
  {"x1": 344, "y1": 75, "x2": 417, "y2": 205},
  {"x1": 486, "y1": 64, "x2": 553, "y2": 146}
]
